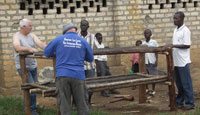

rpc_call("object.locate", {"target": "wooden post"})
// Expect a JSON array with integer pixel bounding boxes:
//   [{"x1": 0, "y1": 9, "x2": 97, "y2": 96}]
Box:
[
  {"x1": 166, "y1": 49, "x2": 176, "y2": 111},
  {"x1": 19, "y1": 55, "x2": 31, "y2": 115},
  {"x1": 139, "y1": 53, "x2": 147, "y2": 103},
  {"x1": 53, "y1": 57, "x2": 61, "y2": 115}
]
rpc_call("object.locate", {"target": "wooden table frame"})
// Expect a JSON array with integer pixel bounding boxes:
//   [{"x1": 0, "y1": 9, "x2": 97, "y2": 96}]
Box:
[{"x1": 19, "y1": 46, "x2": 176, "y2": 115}]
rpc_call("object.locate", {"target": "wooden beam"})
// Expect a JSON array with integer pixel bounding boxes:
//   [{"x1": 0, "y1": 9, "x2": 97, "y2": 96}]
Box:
[
  {"x1": 166, "y1": 49, "x2": 177, "y2": 111},
  {"x1": 139, "y1": 53, "x2": 147, "y2": 104},
  {"x1": 53, "y1": 57, "x2": 61, "y2": 115},
  {"x1": 93, "y1": 46, "x2": 168, "y2": 55},
  {"x1": 19, "y1": 54, "x2": 31, "y2": 115}
]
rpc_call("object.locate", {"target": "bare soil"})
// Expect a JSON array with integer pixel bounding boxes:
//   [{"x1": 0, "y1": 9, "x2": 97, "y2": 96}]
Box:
[{"x1": 37, "y1": 67, "x2": 200, "y2": 115}]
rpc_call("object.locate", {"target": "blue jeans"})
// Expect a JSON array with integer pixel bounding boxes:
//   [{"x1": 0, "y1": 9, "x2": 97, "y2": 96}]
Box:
[
  {"x1": 17, "y1": 68, "x2": 37, "y2": 114},
  {"x1": 174, "y1": 64, "x2": 195, "y2": 108}
]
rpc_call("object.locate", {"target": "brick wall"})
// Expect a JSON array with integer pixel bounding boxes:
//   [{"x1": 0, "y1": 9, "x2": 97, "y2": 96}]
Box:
[{"x1": 0, "y1": 0, "x2": 200, "y2": 95}]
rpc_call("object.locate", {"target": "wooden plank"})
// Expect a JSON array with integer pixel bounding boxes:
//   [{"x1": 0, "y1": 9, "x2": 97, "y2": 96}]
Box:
[
  {"x1": 93, "y1": 46, "x2": 168, "y2": 55},
  {"x1": 26, "y1": 76, "x2": 167, "y2": 96},
  {"x1": 166, "y1": 49, "x2": 177, "y2": 111},
  {"x1": 53, "y1": 57, "x2": 61, "y2": 115},
  {"x1": 139, "y1": 53, "x2": 147, "y2": 104},
  {"x1": 20, "y1": 46, "x2": 169, "y2": 57},
  {"x1": 19, "y1": 54, "x2": 31, "y2": 115}
]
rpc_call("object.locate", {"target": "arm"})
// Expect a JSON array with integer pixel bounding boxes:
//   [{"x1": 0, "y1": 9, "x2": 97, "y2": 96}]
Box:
[
  {"x1": 172, "y1": 44, "x2": 190, "y2": 49},
  {"x1": 44, "y1": 40, "x2": 56, "y2": 58},
  {"x1": 85, "y1": 42, "x2": 94, "y2": 62},
  {"x1": 164, "y1": 44, "x2": 190, "y2": 49},
  {"x1": 165, "y1": 29, "x2": 190, "y2": 49},
  {"x1": 31, "y1": 33, "x2": 46, "y2": 49},
  {"x1": 155, "y1": 41, "x2": 158, "y2": 66},
  {"x1": 155, "y1": 53, "x2": 158, "y2": 66},
  {"x1": 13, "y1": 33, "x2": 37, "y2": 52}
]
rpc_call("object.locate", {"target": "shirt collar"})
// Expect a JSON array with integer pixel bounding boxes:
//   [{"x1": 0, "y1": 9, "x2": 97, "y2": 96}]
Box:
[
  {"x1": 176, "y1": 24, "x2": 185, "y2": 31},
  {"x1": 145, "y1": 39, "x2": 152, "y2": 43},
  {"x1": 79, "y1": 32, "x2": 91, "y2": 38}
]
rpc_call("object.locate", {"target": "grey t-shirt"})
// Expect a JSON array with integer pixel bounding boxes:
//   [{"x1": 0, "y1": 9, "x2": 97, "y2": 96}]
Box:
[{"x1": 14, "y1": 32, "x2": 37, "y2": 69}]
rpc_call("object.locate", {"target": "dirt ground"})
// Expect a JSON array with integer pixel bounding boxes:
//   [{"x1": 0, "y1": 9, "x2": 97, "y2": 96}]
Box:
[{"x1": 37, "y1": 67, "x2": 200, "y2": 115}]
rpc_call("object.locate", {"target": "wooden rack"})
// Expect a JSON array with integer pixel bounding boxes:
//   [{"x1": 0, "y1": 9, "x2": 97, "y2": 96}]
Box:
[{"x1": 19, "y1": 46, "x2": 176, "y2": 115}]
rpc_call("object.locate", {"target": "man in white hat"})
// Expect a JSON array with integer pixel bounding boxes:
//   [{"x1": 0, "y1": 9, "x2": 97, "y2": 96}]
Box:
[{"x1": 44, "y1": 22, "x2": 93, "y2": 115}]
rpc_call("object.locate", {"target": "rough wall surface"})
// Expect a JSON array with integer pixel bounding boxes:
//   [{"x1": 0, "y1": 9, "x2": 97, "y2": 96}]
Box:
[{"x1": 0, "y1": 0, "x2": 200, "y2": 95}]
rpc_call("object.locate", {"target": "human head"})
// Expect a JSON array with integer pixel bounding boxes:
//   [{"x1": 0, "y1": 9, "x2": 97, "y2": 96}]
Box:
[
  {"x1": 136, "y1": 40, "x2": 142, "y2": 46},
  {"x1": 95, "y1": 33, "x2": 102, "y2": 44},
  {"x1": 173, "y1": 11, "x2": 185, "y2": 27},
  {"x1": 63, "y1": 22, "x2": 77, "y2": 34},
  {"x1": 19, "y1": 19, "x2": 32, "y2": 35},
  {"x1": 144, "y1": 29, "x2": 152, "y2": 42},
  {"x1": 80, "y1": 19, "x2": 89, "y2": 32}
]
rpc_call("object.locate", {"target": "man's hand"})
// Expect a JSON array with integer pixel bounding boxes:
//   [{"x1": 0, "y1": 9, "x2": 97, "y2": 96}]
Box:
[{"x1": 29, "y1": 48, "x2": 38, "y2": 53}]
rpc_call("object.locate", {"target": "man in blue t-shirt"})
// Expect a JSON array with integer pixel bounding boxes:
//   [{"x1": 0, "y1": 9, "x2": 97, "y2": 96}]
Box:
[{"x1": 44, "y1": 22, "x2": 93, "y2": 115}]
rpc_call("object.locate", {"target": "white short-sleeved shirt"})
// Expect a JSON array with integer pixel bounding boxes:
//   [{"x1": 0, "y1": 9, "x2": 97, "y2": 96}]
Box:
[
  {"x1": 94, "y1": 41, "x2": 107, "y2": 61},
  {"x1": 143, "y1": 39, "x2": 159, "y2": 64},
  {"x1": 173, "y1": 24, "x2": 191, "y2": 67}
]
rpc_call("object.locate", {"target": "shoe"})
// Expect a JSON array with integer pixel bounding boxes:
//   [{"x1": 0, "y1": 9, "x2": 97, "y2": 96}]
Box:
[
  {"x1": 151, "y1": 90, "x2": 156, "y2": 95},
  {"x1": 146, "y1": 89, "x2": 149, "y2": 93},
  {"x1": 32, "y1": 111, "x2": 39, "y2": 115},
  {"x1": 176, "y1": 105, "x2": 184, "y2": 109},
  {"x1": 101, "y1": 91, "x2": 110, "y2": 97},
  {"x1": 148, "y1": 90, "x2": 156, "y2": 96},
  {"x1": 109, "y1": 89, "x2": 120, "y2": 94},
  {"x1": 181, "y1": 106, "x2": 194, "y2": 110},
  {"x1": 72, "y1": 103, "x2": 77, "y2": 110}
]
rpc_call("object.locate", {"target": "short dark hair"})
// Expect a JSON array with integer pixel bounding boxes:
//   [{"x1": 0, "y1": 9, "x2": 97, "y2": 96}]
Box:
[
  {"x1": 136, "y1": 40, "x2": 142, "y2": 44},
  {"x1": 95, "y1": 33, "x2": 102, "y2": 38},
  {"x1": 175, "y1": 11, "x2": 185, "y2": 19},
  {"x1": 80, "y1": 19, "x2": 89, "y2": 25}
]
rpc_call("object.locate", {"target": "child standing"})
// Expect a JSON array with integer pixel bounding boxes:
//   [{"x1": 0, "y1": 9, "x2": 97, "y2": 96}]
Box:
[
  {"x1": 130, "y1": 40, "x2": 142, "y2": 73},
  {"x1": 142, "y1": 29, "x2": 159, "y2": 96},
  {"x1": 94, "y1": 33, "x2": 120, "y2": 97}
]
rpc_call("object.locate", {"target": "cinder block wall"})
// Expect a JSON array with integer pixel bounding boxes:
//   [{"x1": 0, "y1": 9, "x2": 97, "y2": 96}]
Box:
[{"x1": 0, "y1": 0, "x2": 200, "y2": 95}]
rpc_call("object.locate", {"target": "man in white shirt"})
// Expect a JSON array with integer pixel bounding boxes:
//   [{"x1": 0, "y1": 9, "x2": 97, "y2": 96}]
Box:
[
  {"x1": 170, "y1": 11, "x2": 195, "y2": 110},
  {"x1": 142, "y1": 29, "x2": 158, "y2": 96}
]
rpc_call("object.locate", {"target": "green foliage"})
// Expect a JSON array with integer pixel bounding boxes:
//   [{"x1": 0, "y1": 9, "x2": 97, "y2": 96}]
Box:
[
  {"x1": 0, "y1": 96, "x2": 116, "y2": 115},
  {"x1": 37, "y1": 107, "x2": 57, "y2": 115},
  {"x1": 0, "y1": 96, "x2": 24, "y2": 115}
]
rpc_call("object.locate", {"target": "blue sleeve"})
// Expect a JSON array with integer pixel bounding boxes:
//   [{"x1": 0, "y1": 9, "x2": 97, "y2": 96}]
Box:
[
  {"x1": 85, "y1": 42, "x2": 94, "y2": 62},
  {"x1": 44, "y1": 39, "x2": 57, "y2": 58}
]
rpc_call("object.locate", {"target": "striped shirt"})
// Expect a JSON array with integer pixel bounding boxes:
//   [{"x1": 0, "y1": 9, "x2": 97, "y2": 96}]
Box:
[{"x1": 79, "y1": 32, "x2": 96, "y2": 70}]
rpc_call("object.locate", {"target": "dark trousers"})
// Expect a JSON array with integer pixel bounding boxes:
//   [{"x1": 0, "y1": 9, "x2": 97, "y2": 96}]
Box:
[
  {"x1": 72, "y1": 69, "x2": 95, "y2": 107},
  {"x1": 56, "y1": 77, "x2": 89, "y2": 115},
  {"x1": 85, "y1": 69, "x2": 95, "y2": 104},
  {"x1": 132, "y1": 63, "x2": 139, "y2": 73},
  {"x1": 96, "y1": 61, "x2": 111, "y2": 76},
  {"x1": 174, "y1": 64, "x2": 195, "y2": 108},
  {"x1": 96, "y1": 61, "x2": 116, "y2": 93}
]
